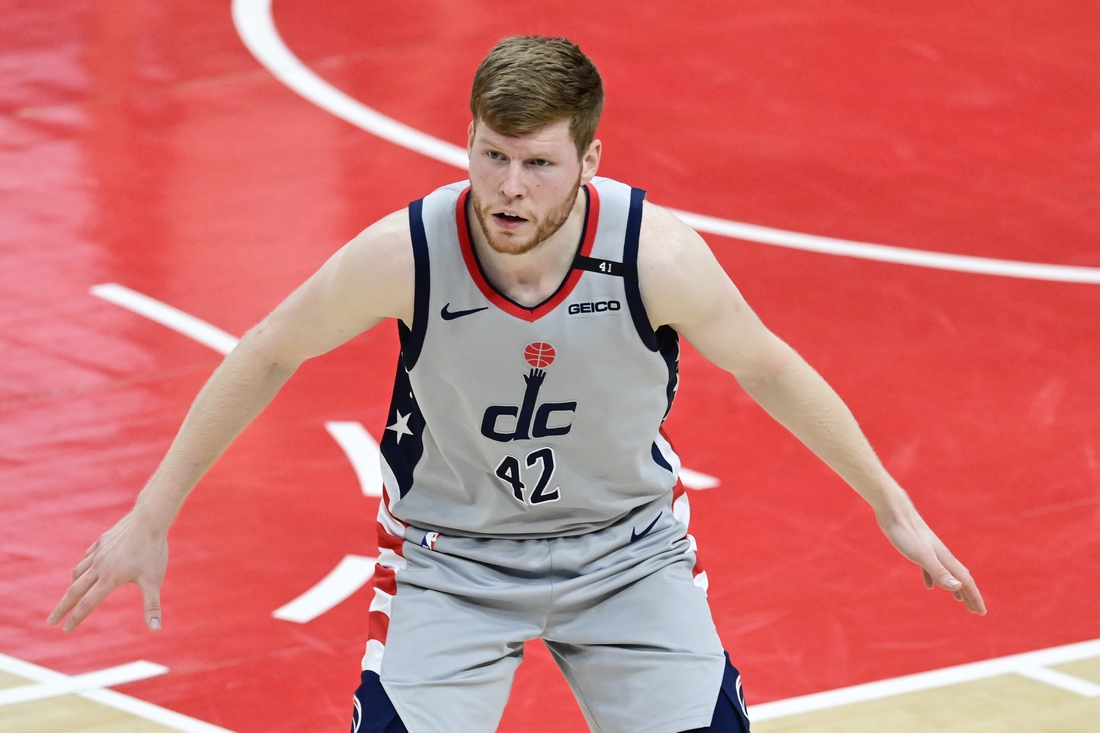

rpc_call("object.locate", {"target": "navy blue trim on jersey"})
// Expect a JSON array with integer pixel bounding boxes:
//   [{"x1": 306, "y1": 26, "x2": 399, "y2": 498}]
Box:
[
  {"x1": 657, "y1": 325, "x2": 680, "y2": 420},
  {"x1": 379, "y1": 346, "x2": 426, "y2": 499},
  {"x1": 403, "y1": 199, "x2": 431, "y2": 370},
  {"x1": 621, "y1": 187, "x2": 661, "y2": 351},
  {"x1": 350, "y1": 670, "x2": 408, "y2": 733}
]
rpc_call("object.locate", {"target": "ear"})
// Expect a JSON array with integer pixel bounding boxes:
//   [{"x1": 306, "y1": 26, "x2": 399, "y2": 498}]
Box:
[
  {"x1": 467, "y1": 120, "x2": 477, "y2": 154},
  {"x1": 580, "y1": 139, "x2": 601, "y2": 185}
]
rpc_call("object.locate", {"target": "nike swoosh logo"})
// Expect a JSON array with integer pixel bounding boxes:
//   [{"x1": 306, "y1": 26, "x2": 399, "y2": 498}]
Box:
[
  {"x1": 441, "y1": 303, "x2": 489, "y2": 321},
  {"x1": 630, "y1": 512, "x2": 662, "y2": 543}
]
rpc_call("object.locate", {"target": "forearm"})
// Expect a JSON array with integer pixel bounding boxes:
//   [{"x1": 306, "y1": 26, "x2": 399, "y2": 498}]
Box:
[
  {"x1": 132, "y1": 329, "x2": 300, "y2": 531},
  {"x1": 736, "y1": 342, "x2": 907, "y2": 517}
]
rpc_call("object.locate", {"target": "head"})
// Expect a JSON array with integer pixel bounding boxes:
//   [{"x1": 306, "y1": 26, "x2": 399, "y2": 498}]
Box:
[
  {"x1": 467, "y1": 36, "x2": 604, "y2": 255},
  {"x1": 470, "y1": 36, "x2": 604, "y2": 159}
]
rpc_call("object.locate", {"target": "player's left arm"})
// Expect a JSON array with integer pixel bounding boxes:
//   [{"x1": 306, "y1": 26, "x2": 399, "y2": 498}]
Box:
[{"x1": 638, "y1": 201, "x2": 986, "y2": 615}]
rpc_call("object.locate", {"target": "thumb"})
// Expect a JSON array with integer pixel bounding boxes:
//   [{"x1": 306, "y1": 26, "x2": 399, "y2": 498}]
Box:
[{"x1": 140, "y1": 581, "x2": 163, "y2": 631}]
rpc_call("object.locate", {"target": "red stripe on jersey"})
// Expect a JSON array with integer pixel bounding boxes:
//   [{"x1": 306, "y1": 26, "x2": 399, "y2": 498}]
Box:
[
  {"x1": 372, "y1": 563, "x2": 397, "y2": 595},
  {"x1": 376, "y1": 527, "x2": 404, "y2": 556},
  {"x1": 456, "y1": 184, "x2": 600, "y2": 322},
  {"x1": 368, "y1": 609, "x2": 391, "y2": 643}
]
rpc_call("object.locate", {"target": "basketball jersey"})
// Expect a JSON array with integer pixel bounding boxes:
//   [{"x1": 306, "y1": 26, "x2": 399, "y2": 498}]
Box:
[{"x1": 377, "y1": 177, "x2": 682, "y2": 539}]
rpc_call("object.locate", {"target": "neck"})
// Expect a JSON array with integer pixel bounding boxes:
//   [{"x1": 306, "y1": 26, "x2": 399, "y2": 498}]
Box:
[{"x1": 468, "y1": 187, "x2": 588, "y2": 307}]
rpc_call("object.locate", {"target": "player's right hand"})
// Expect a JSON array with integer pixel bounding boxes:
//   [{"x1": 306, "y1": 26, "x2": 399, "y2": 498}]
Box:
[{"x1": 47, "y1": 511, "x2": 169, "y2": 632}]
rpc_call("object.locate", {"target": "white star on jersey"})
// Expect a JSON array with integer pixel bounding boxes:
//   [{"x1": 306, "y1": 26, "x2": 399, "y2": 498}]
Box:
[{"x1": 386, "y1": 410, "x2": 413, "y2": 444}]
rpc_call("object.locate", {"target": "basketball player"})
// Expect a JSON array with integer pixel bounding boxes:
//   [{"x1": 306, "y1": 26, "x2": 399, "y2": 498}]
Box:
[{"x1": 50, "y1": 36, "x2": 985, "y2": 733}]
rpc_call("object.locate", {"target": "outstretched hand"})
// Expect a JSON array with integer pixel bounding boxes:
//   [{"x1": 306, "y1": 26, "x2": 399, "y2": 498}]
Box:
[
  {"x1": 877, "y1": 502, "x2": 986, "y2": 615},
  {"x1": 48, "y1": 511, "x2": 169, "y2": 632}
]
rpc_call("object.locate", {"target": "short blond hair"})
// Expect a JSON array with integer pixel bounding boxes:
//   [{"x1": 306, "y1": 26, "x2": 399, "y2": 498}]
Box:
[{"x1": 470, "y1": 36, "x2": 604, "y2": 158}]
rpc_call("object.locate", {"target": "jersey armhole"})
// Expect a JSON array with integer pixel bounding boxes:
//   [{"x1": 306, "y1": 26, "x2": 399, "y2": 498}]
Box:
[
  {"x1": 622, "y1": 187, "x2": 667, "y2": 352},
  {"x1": 401, "y1": 198, "x2": 431, "y2": 367}
]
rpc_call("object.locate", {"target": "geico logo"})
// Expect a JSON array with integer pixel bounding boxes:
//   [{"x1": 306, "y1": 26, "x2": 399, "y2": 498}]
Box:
[{"x1": 568, "y1": 300, "x2": 622, "y2": 315}]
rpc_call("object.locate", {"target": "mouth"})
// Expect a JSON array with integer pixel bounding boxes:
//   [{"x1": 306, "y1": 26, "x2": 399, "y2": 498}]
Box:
[{"x1": 492, "y1": 212, "x2": 528, "y2": 229}]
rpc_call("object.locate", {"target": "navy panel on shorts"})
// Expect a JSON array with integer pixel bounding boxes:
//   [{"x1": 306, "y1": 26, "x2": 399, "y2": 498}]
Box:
[
  {"x1": 351, "y1": 670, "x2": 407, "y2": 733},
  {"x1": 681, "y1": 652, "x2": 752, "y2": 733}
]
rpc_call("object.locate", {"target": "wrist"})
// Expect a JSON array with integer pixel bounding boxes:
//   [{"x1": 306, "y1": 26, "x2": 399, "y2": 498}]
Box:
[{"x1": 131, "y1": 492, "x2": 180, "y2": 536}]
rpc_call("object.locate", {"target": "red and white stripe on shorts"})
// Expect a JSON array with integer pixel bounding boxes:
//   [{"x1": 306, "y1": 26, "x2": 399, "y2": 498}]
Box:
[
  {"x1": 672, "y1": 480, "x2": 709, "y2": 594},
  {"x1": 361, "y1": 488, "x2": 407, "y2": 674}
]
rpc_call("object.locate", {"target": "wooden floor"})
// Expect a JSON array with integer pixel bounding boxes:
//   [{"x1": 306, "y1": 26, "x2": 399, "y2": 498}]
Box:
[
  {"x1": 0, "y1": 670, "x2": 175, "y2": 733},
  {"x1": 755, "y1": 657, "x2": 1100, "y2": 733},
  {"x1": 3, "y1": 657, "x2": 1099, "y2": 732}
]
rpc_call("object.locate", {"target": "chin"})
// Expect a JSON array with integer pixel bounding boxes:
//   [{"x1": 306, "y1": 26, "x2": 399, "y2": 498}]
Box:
[{"x1": 486, "y1": 234, "x2": 539, "y2": 256}]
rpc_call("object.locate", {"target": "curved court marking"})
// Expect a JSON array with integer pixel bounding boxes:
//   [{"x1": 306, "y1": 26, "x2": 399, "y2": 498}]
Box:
[
  {"x1": 0, "y1": 653, "x2": 233, "y2": 732},
  {"x1": 231, "y1": 0, "x2": 1100, "y2": 286},
  {"x1": 325, "y1": 421, "x2": 384, "y2": 497},
  {"x1": 91, "y1": 283, "x2": 239, "y2": 355},
  {"x1": 271, "y1": 554, "x2": 379, "y2": 623}
]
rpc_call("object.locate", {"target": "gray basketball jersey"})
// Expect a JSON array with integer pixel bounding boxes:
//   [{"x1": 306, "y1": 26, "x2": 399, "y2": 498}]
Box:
[{"x1": 377, "y1": 177, "x2": 682, "y2": 538}]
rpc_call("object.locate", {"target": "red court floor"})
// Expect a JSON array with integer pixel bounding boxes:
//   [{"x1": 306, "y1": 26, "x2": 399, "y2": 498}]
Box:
[{"x1": 2, "y1": 1, "x2": 1099, "y2": 731}]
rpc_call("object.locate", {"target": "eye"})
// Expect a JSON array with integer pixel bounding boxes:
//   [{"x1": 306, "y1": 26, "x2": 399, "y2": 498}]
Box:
[
  {"x1": 487, "y1": 150, "x2": 504, "y2": 161},
  {"x1": 529, "y1": 158, "x2": 551, "y2": 167}
]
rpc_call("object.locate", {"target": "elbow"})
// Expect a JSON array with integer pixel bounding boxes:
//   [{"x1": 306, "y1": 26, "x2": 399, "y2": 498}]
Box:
[{"x1": 731, "y1": 335, "x2": 798, "y2": 391}]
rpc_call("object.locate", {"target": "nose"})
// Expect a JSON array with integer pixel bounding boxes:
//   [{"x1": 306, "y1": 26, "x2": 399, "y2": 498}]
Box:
[{"x1": 500, "y1": 161, "x2": 526, "y2": 199}]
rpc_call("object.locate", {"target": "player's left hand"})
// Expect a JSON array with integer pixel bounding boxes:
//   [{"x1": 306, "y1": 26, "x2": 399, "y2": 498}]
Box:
[{"x1": 876, "y1": 501, "x2": 987, "y2": 615}]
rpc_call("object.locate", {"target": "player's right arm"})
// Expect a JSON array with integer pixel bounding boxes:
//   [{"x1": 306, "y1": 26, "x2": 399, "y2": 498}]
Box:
[{"x1": 48, "y1": 210, "x2": 415, "y2": 633}]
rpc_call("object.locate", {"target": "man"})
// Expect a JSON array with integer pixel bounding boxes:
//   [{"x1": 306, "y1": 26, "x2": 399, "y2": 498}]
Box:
[{"x1": 50, "y1": 36, "x2": 985, "y2": 733}]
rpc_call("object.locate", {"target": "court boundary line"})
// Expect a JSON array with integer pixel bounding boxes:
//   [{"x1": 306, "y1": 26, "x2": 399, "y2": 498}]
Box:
[
  {"x1": 0, "y1": 653, "x2": 236, "y2": 732},
  {"x1": 748, "y1": 637, "x2": 1100, "y2": 720},
  {"x1": 230, "y1": 0, "x2": 1100, "y2": 285}
]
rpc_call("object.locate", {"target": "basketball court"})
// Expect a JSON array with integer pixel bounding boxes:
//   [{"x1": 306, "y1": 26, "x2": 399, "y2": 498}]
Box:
[{"x1": 2, "y1": 1, "x2": 1098, "y2": 731}]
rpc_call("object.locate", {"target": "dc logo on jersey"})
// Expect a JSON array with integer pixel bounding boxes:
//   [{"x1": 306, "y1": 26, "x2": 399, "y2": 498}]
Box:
[{"x1": 480, "y1": 343, "x2": 577, "y2": 442}]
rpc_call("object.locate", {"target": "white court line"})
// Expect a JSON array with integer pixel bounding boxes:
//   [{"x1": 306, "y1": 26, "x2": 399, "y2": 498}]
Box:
[
  {"x1": 748, "y1": 637, "x2": 1100, "y2": 720},
  {"x1": 231, "y1": 0, "x2": 466, "y2": 169},
  {"x1": 0, "y1": 660, "x2": 167, "y2": 706},
  {"x1": 0, "y1": 653, "x2": 235, "y2": 732},
  {"x1": 272, "y1": 554, "x2": 378, "y2": 623},
  {"x1": 1016, "y1": 665, "x2": 1100, "y2": 698},
  {"x1": 680, "y1": 467, "x2": 720, "y2": 490},
  {"x1": 92, "y1": 283, "x2": 240, "y2": 355},
  {"x1": 230, "y1": 0, "x2": 1100, "y2": 286},
  {"x1": 325, "y1": 421, "x2": 384, "y2": 497},
  {"x1": 669, "y1": 210, "x2": 1100, "y2": 284}
]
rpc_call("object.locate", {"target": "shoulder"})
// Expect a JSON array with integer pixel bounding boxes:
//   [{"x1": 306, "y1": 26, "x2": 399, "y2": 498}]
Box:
[
  {"x1": 331, "y1": 208, "x2": 415, "y2": 323},
  {"x1": 636, "y1": 199, "x2": 731, "y2": 330}
]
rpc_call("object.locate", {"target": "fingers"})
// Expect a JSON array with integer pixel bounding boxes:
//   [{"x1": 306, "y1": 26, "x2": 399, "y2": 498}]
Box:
[
  {"x1": 62, "y1": 577, "x2": 116, "y2": 632},
  {"x1": 140, "y1": 581, "x2": 163, "y2": 631},
  {"x1": 928, "y1": 563, "x2": 963, "y2": 593},
  {"x1": 922, "y1": 568, "x2": 934, "y2": 590},
  {"x1": 47, "y1": 568, "x2": 96, "y2": 627},
  {"x1": 71, "y1": 554, "x2": 94, "y2": 582},
  {"x1": 928, "y1": 553, "x2": 987, "y2": 616},
  {"x1": 957, "y1": 576, "x2": 987, "y2": 615}
]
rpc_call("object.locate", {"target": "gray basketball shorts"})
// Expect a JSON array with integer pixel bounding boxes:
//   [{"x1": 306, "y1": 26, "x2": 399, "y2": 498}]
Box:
[{"x1": 363, "y1": 502, "x2": 727, "y2": 733}]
